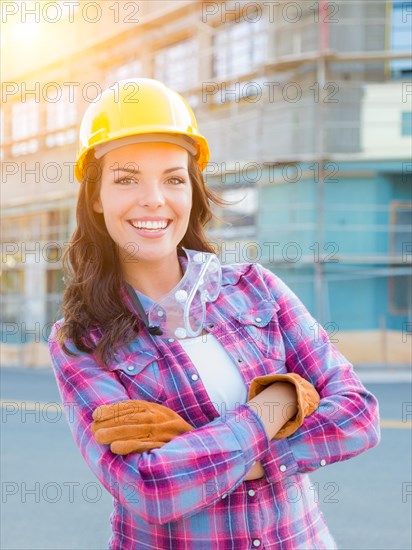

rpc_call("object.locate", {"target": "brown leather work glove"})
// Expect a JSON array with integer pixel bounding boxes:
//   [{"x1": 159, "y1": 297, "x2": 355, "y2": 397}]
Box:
[
  {"x1": 248, "y1": 373, "x2": 320, "y2": 439},
  {"x1": 91, "y1": 400, "x2": 194, "y2": 455}
]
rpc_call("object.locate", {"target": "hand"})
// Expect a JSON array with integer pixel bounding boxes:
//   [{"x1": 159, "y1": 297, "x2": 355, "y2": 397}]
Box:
[
  {"x1": 244, "y1": 461, "x2": 265, "y2": 481},
  {"x1": 91, "y1": 400, "x2": 194, "y2": 455}
]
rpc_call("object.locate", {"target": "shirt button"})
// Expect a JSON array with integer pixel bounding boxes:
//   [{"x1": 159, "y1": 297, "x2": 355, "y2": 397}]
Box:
[
  {"x1": 221, "y1": 493, "x2": 228, "y2": 499},
  {"x1": 248, "y1": 489, "x2": 256, "y2": 497},
  {"x1": 320, "y1": 459, "x2": 327, "y2": 466},
  {"x1": 255, "y1": 317, "x2": 262, "y2": 323},
  {"x1": 279, "y1": 464, "x2": 287, "y2": 472},
  {"x1": 208, "y1": 323, "x2": 215, "y2": 328},
  {"x1": 191, "y1": 374, "x2": 199, "y2": 381},
  {"x1": 168, "y1": 338, "x2": 175, "y2": 343},
  {"x1": 237, "y1": 358, "x2": 243, "y2": 363},
  {"x1": 127, "y1": 366, "x2": 135, "y2": 371},
  {"x1": 253, "y1": 540, "x2": 261, "y2": 547}
]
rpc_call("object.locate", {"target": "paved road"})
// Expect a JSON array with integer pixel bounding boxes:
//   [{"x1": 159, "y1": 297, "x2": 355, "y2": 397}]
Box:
[{"x1": 1, "y1": 367, "x2": 411, "y2": 550}]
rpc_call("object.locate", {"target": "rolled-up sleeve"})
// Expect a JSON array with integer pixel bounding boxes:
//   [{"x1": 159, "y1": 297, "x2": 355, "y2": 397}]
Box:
[
  {"x1": 253, "y1": 264, "x2": 381, "y2": 484},
  {"x1": 48, "y1": 323, "x2": 270, "y2": 525}
]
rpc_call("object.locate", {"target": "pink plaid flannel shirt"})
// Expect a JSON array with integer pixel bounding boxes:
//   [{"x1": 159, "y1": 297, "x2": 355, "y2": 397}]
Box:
[{"x1": 48, "y1": 255, "x2": 380, "y2": 549}]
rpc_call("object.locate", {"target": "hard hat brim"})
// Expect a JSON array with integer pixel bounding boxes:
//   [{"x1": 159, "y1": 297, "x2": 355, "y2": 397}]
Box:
[{"x1": 75, "y1": 129, "x2": 210, "y2": 182}]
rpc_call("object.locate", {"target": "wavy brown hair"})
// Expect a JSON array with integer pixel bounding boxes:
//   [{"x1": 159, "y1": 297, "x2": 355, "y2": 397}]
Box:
[{"x1": 57, "y1": 151, "x2": 231, "y2": 368}]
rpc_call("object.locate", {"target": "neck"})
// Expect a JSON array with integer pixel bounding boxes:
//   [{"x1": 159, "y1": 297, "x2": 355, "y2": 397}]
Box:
[{"x1": 122, "y1": 253, "x2": 183, "y2": 301}]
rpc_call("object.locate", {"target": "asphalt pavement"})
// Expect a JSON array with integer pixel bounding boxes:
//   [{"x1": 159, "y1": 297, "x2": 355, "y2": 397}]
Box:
[{"x1": 1, "y1": 367, "x2": 411, "y2": 550}]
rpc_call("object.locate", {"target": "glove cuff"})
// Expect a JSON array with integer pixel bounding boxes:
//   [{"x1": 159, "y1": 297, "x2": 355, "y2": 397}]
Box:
[{"x1": 247, "y1": 373, "x2": 320, "y2": 439}]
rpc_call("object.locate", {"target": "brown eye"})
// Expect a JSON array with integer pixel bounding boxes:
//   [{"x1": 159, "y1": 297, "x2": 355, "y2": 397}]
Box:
[
  {"x1": 114, "y1": 177, "x2": 137, "y2": 185},
  {"x1": 168, "y1": 177, "x2": 184, "y2": 185}
]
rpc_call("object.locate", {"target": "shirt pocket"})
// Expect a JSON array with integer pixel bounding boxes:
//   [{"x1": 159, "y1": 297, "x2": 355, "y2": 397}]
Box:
[
  {"x1": 236, "y1": 300, "x2": 285, "y2": 360},
  {"x1": 108, "y1": 349, "x2": 166, "y2": 403}
]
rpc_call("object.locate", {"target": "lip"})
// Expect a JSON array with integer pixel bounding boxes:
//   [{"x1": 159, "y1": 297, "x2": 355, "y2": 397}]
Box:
[{"x1": 128, "y1": 217, "x2": 172, "y2": 223}]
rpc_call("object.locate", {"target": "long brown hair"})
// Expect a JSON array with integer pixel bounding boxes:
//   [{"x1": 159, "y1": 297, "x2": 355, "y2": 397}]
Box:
[{"x1": 56, "y1": 151, "x2": 230, "y2": 367}]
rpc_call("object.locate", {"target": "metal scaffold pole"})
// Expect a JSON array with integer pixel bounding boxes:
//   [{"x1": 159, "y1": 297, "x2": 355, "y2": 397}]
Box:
[{"x1": 315, "y1": 0, "x2": 329, "y2": 325}]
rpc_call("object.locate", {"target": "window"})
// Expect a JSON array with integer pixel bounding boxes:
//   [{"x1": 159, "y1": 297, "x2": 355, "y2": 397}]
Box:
[
  {"x1": 391, "y1": 202, "x2": 412, "y2": 256},
  {"x1": 401, "y1": 111, "x2": 412, "y2": 136},
  {"x1": 213, "y1": 19, "x2": 267, "y2": 80},
  {"x1": 389, "y1": 201, "x2": 412, "y2": 314},
  {"x1": 105, "y1": 60, "x2": 142, "y2": 88},
  {"x1": 46, "y1": 86, "x2": 77, "y2": 148},
  {"x1": 1, "y1": 214, "x2": 44, "y2": 242},
  {"x1": 1, "y1": 216, "x2": 24, "y2": 242},
  {"x1": 0, "y1": 269, "x2": 24, "y2": 327},
  {"x1": 46, "y1": 87, "x2": 77, "y2": 131},
  {"x1": 154, "y1": 39, "x2": 198, "y2": 92},
  {"x1": 208, "y1": 186, "x2": 257, "y2": 239},
  {"x1": 390, "y1": 1, "x2": 412, "y2": 77},
  {"x1": 47, "y1": 208, "x2": 70, "y2": 241},
  {"x1": 12, "y1": 101, "x2": 38, "y2": 140},
  {"x1": 46, "y1": 268, "x2": 65, "y2": 327},
  {"x1": 11, "y1": 100, "x2": 39, "y2": 156},
  {"x1": 0, "y1": 269, "x2": 24, "y2": 296}
]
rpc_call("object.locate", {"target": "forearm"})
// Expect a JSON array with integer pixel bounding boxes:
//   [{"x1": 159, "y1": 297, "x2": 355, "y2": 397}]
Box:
[
  {"x1": 244, "y1": 382, "x2": 298, "y2": 480},
  {"x1": 257, "y1": 264, "x2": 380, "y2": 479},
  {"x1": 248, "y1": 381, "x2": 298, "y2": 438},
  {"x1": 49, "y1": 327, "x2": 272, "y2": 525}
]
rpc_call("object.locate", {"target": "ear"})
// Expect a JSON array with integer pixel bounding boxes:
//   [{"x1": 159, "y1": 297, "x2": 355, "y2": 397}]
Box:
[{"x1": 92, "y1": 197, "x2": 103, "y2": 213}]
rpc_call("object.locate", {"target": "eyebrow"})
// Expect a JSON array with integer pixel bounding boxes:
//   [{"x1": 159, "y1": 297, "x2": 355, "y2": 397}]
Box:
[{"x1": 110, "y1": 166, "x2": 188, "y2": 174}]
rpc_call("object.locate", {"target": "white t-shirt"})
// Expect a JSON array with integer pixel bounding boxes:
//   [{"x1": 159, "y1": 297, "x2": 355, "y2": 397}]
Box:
[
  {"x1": 134, "y1": 287, "x2": 248, "y2": 413},
  {"x1": 179, "y1": 332, "x2": 248, "y2": 414}
]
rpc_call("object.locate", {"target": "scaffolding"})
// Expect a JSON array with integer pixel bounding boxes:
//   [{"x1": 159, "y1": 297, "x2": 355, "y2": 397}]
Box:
[{"x1": 1, "y1": 0, "x2": 411, "y2": 366}]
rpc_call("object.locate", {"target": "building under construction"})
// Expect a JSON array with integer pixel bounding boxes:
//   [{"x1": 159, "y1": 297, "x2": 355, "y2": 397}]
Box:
[{"x1": 1, "y1": 0, "x2": 411, "y2": 368}]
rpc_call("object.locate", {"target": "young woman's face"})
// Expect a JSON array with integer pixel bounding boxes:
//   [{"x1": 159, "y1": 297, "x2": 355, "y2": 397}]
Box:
[{"x1": 93, "y1": 141, "x2": 193, "y2": 266}]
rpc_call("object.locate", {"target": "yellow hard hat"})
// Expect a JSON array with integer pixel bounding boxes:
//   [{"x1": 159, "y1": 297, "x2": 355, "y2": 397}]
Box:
[{"x1": 74, "y1": 78, "x2": 210, "y2": 182}]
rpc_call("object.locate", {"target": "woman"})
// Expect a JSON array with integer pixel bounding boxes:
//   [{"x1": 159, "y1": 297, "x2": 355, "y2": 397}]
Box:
[{"x1": 49, "y1": 78, "x2": 380, "y2": 549}]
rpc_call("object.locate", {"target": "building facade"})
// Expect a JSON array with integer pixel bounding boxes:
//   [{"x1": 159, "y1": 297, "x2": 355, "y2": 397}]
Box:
[{"x1": 1, "y1": 0, "x2": 411, "y2": 367}]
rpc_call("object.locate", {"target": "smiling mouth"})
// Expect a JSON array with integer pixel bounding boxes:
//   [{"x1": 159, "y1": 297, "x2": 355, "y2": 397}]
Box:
[{"x1": 127, "y1": 220, "x2": 171, "y2": 231}]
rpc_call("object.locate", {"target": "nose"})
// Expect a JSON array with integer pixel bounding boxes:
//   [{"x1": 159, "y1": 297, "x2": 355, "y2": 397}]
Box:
[{"x1": 137, "y1": 182, "x2": 166, "y2": 208}]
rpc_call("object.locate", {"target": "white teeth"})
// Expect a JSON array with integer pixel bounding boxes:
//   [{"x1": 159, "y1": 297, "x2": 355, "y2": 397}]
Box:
[{"x1": 131, "y1": 220, "x2": 168, "y2": 230}]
